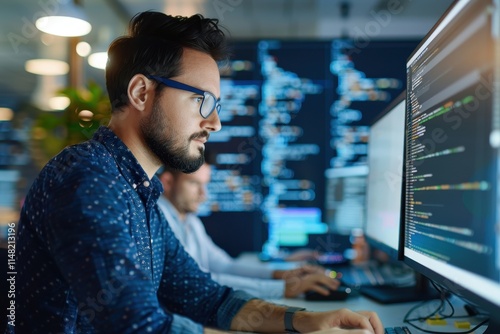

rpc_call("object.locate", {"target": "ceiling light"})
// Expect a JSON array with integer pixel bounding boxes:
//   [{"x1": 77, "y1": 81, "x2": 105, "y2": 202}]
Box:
[
  {"x1": 48, "y1": 96, "x2": 71, "y2": 110},
  {"x1": 0, "y1": 108, "x2": 14, "y2": 121},
  {"x1": 35, "y1": 1, "x2": 92, "y2": 37},
  {"x1": 88, "y1": 52, "x2": 108, "y2": 70},
  {"x1": 76, "y1": 41, "x2": 92, "y2": 57},
  {"x1": 25, "y1": 59, "x2": 70, "y2": 75}
]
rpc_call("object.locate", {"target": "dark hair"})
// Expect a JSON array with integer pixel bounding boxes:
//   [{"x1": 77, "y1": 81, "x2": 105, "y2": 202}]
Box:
[{"x1": 105, "y1": 11, "x2": 230, "y2": 110}]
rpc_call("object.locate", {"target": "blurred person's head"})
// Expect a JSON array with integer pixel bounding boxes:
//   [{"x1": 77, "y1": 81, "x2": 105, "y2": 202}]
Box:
[{"x1": 159, "y1": 162, "x2": 212, "y2": 219}]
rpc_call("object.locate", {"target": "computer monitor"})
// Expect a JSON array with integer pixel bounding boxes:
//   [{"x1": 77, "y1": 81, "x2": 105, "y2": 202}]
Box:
[
  {"x1": 260, "y1": 207, "x2": 328, "y2": 260},
  {"x1": 365, "y1": 91, "x2": 406, "y2": 261},
  {"x1": 404, "y1": 0, "x2": 500, "y2": 332},
  {"x1": 362, "y1": 91, "x2": 439, "y2": 303}
]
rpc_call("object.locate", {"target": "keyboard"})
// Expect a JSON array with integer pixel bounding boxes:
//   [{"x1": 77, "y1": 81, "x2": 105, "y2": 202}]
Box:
[
  {"x1": 338, "y1": 262, "x2": 415, "y2": 287},
  {"x1": 385, "y1": 326, "x2": 412, "y2": 334}
]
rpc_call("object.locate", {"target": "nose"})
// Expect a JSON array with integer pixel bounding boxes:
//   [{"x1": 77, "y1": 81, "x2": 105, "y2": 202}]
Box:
[{"x1": 203, "y1": 110, "x2": 222, "y2": 132}]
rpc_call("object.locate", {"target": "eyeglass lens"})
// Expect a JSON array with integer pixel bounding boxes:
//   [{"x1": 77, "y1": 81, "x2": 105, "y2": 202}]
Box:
[{"x1": 201, "y1": 92, "x2": 219, "y2": 118}]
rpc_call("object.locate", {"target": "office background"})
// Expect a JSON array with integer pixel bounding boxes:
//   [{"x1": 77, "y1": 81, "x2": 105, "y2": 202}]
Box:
[{"x1": 0, "y1": 0, "x2": 454, "y2": 253}]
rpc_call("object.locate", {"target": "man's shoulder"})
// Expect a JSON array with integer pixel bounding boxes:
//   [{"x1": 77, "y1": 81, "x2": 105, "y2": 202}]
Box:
[
  {"x1": 51, "y1": 140, "x2": 115, "y2": 171},
  {"x1": 39, "y1": 139, "x2": 122, "y2": 188}
]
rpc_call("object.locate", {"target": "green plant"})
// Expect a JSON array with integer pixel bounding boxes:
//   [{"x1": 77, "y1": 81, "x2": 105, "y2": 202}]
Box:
[{"x1": 31, "y1": 81, "x2": 111, "y2": 168}]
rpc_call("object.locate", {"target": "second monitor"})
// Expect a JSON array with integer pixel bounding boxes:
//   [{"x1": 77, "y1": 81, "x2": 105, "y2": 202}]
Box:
[{"x1": 360, "y1": 91, "x2": 439, "y2": 303}]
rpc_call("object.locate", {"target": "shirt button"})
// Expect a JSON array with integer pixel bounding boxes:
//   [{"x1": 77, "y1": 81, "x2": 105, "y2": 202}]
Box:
[
  {"x1": 132, "y1": 183, "x2": 137, "y2": 189},
  {"x1": 143, "y1": 180, "x2": 150, "y2": 187}
]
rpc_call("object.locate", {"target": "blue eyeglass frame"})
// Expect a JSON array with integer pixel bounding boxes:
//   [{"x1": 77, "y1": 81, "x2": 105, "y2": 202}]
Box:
[{"x1": 148, "y1": 75, "x2": 221, "y2": 119}]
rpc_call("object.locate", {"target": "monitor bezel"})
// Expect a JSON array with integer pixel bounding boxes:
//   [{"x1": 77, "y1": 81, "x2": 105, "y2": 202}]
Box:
[
  {"x1": 364, "y1": 90, "x2": 407, "y2": 262},
  {"x1": 403, "y1": 0, "x2": 500, "y2": 328}
]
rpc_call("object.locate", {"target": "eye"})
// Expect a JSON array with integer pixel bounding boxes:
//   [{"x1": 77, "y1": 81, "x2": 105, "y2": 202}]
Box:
[{"x1": 194, "y1": 96, "x2": 204, "y2": 104}]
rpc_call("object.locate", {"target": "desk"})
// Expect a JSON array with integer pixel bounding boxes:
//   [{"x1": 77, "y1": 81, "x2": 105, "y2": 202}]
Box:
[
  {"x1": 238, "y1": 253, "x2": 488, "y2": 333},
  {"x1": 267, "y1": 295, "x2": 487, "y2": 333}
]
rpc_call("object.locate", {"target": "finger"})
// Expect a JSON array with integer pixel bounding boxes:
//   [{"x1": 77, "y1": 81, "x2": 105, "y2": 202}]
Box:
[
  {"x1": 323, "y1": 277, "x2": 341, "y2": 290},
  {"x1": 337, "y1": 310, "x2": 380, "y2": 333},
  {"x1": 306, "y1": 329, "x2": 371, "y2": 334},
  {"x1": 308, "y1": 274, "x2": 341, "y2": 290},
  {"x1": 357, "y1": 311, "x2": 384, "y2": 334},
  {"x1": 301, "y1": 264, "x2": 326, "y2": 274},
  {"x1": 306, "y1": 284, "x2": 331, "y2": 295}
]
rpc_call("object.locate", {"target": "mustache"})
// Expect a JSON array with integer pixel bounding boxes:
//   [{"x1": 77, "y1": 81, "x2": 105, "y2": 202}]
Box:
[{"x1": 190, "y1": 131, "x2": 210, "y2": 142}]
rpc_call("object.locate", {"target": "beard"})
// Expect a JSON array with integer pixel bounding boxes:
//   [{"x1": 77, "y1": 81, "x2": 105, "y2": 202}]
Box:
[{"x1": 140, "y1": 97, "x2": 207, "y2": 173}]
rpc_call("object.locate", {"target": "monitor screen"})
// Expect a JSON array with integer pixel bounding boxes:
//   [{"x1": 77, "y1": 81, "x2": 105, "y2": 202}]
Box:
[
  {"x1": 261, "y1": 207, "x2": 328, "y2": 258},
  {"x1": 357, "y1": 92, "x2": 440, "y2": 304},
  {"x1": 365, "y1": 91, "x2": 406, "y2": 261},
  {"x1": 325, "y1": 165, "x2": 369, "y2": 235},
  {"x1": 404, "y1": 0, "x2": 500, "y2": 331},
  {"x1": 202, "y1": 39, "x2": 418, "y2": 257}
]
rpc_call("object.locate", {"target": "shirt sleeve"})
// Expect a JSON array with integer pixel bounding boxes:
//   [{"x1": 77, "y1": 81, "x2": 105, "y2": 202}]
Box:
[
  {"x1": 190, "y1": 216, "x2": 276, "y2": 279},
  {"x1": 210, "y1": 272, "x2": 285, "y2": 299},
  {"x1": 170, "y1": 314, "x2": 203, "y2": 334},
  {"x1": 155, "y1": 218, "x2": 255, "y2": 329}
]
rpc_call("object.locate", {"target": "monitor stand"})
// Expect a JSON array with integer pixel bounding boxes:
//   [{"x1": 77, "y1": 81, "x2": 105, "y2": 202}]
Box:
[{"x1": 359, "y1": 273, "x2": 441, "y2": 304}]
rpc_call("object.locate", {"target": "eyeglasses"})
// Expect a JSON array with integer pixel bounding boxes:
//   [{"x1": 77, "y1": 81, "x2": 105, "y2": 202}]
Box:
[{"x1": 148, "y1": 75, "x2": 221, "y2": 119}]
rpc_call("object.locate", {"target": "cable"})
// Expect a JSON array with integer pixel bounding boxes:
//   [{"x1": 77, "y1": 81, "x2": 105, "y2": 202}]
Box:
[
  {"x1": 402, "y1": 282, "x2": 490, "y2": 334},
  {"x1": 405, "y1": 317, "x2": 489, "y2": 334}
]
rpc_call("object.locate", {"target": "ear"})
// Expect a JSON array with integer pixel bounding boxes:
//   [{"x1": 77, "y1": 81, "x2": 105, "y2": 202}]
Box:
[
  {"x1": 159, "y1": 172, "x2": 174, "y2": 194},
  {"x1": 127, "y1": 74, "x2": 155, "y2": 111}
]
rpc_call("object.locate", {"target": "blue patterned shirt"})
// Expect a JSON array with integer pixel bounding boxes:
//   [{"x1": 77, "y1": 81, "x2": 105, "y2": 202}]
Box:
[{"x1": 10, "y1": 126, "x2": 253, "y2": 333}]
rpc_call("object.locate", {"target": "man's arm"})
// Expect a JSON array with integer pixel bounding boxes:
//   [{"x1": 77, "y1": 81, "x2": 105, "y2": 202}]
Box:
[
  {"x1": 209, "y1": 271, "x2": 285, "y2": 299},
  {"x1": 186, "y1": 215, "x2": 277, "y2": 279},
  {"x1": 188, "y1": 216, "x2": 341, "y2": 298},
  {"x1": 229, "y1": 299, "x2": 384, "y2": 334}
]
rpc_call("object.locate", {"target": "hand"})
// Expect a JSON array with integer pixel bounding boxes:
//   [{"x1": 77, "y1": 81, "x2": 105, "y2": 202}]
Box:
[
  {"x1": 273, "y1": 264, "x2": 325, "y2": 280},
  {"x1": 284, "y1": 272, "x2": 340, "y2": 298},
  {"x1": 294, "y1": 309, "x2": 384, "y2": 334},
  {"x1": 285, "y1": 249, "x2": 321, "y2": 261},
  {"x1": 307, "y1": 329, "x2": 377, "y2": 334}
]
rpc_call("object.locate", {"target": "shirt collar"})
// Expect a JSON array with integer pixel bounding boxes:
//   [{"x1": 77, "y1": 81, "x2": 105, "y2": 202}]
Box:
[
  {"x1": 92, "y1": 126, "x2": 163, "y2": 195},
  {"x1": 159, "y1": 197, "x2": 184, "y2": 222}
]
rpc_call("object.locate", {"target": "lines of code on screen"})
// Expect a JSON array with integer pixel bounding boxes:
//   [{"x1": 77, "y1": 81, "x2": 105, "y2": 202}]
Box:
[
  {"x1": 405, "y1": 0, "x2": 499, "y2": 280},
  {"x1": 202, "y1": 39, "x2": 417, "y2": 256}
]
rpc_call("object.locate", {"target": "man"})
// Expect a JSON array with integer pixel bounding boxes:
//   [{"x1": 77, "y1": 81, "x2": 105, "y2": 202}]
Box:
[
  {"x1": 158, "y1": 161, "x2": 340, "y2": 299},
  {"x1": 12, "y1": 11, "x2": 383, "y2": 334}
]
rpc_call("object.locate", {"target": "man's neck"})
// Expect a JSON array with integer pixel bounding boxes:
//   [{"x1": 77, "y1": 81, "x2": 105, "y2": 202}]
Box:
[
  {"x1": 177, "y1": 211, "x2": 188, "y2": 221},
  {"x1": 108, "y1": 115, "x2": 161, "y2": 179},
  {"x1": 168, "y1": 200, "x2": 188, "y2": 222}
]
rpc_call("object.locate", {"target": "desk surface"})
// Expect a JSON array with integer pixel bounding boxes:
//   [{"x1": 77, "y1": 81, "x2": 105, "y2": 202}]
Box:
[
  {"x1": 238, "y1": 253, "x2": 488, "y2": 333},
  {"x1": 269, "y1": 295, "x2": 487, "y2": 333}
]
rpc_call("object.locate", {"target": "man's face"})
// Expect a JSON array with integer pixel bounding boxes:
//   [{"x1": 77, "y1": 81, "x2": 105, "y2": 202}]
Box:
[
  {"x1": 141, "y1": 48, "x2": 222, "y2": 173},
  {"x1": 169, "y1": 163, "x2": 212, "y2": 214}
]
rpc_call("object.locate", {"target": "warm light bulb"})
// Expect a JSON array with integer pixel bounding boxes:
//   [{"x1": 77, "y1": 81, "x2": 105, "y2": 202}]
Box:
[
  {"x1": 48, "y1": 96, "x2": 71, "y2": 110},
  {"x1": 35, "y1": 2, "x2": 92, "y2": 37},
  {"x1": 76, "y1": 41, "x2": 92, "y2": 57},
  {"x1": 88, "y1": 52, "x2": 108, "y2": 70},
  {"x1": 36, "y1": 16, "x2": 92, "y2": 37},
  {"x1": 0, "y1": 108, "x2": 14, "y2": 121},
  {"x1": 25, "y1": 59, "x2": 69, "y2": 76}
]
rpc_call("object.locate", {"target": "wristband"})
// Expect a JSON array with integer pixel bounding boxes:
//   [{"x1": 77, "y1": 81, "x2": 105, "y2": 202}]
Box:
[{"x1": 284, "y1": 306, "x2": 306, "y2": 333}]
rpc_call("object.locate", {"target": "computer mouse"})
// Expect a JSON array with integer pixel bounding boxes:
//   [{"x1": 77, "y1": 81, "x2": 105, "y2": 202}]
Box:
[{"x1": 304, "y1": 285, "x2": 354, "y2": 301}]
